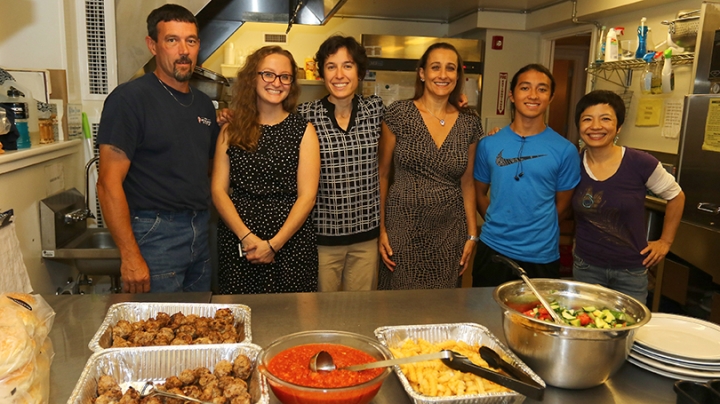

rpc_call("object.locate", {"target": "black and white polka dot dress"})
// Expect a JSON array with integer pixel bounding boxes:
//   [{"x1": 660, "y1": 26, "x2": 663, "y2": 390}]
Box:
[
  {"x1": 378, "y1": 100, "x2": 483, "y2": 290},
  {"x1": 218, "y1": 113, "x2": 318, "y2": 294}
]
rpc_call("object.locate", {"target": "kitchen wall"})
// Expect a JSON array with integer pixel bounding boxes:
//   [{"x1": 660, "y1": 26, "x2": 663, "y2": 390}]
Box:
[{"x1": 591, "y1": 0, "x2": 702, "y2": 155}]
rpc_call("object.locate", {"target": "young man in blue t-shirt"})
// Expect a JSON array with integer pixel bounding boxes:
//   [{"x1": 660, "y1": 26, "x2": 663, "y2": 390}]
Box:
[{"x1": 472, "y1": 64, "x2": 580, "y2": 287}]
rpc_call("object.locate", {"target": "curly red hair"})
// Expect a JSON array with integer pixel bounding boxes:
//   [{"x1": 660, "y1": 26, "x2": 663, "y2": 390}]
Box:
[{"x1": 226, "y1": 46, "x2": 299, "y2": 151}]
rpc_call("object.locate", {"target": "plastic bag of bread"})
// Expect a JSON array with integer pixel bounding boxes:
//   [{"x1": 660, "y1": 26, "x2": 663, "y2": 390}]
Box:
[{"x1": 0, "y1": 293, "x2": 55, "y2": 404}]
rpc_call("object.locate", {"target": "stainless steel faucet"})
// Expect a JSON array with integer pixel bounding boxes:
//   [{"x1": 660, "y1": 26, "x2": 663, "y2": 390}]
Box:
[{"x1": 64, "y1": 156, "x2": 99, "y2": 224}]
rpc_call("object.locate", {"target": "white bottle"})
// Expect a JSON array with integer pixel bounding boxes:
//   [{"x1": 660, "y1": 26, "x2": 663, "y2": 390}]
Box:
[
  {"x1": 604, "y1": 27, "x2": 619, "y2": 62},
  {"x1": 662, "y1": 48, "x2": 674, "y2": 93}
]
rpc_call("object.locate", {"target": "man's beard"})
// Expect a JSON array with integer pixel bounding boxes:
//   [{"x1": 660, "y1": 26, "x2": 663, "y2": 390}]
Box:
[{"x1": 173, "y1": 56, "x2": 194, "y2": 82}]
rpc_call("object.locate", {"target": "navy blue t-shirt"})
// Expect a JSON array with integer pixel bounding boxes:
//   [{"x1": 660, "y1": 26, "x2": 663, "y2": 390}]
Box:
[{"x1": 97, "y1": 72, "x2": 220, "y2": 211}]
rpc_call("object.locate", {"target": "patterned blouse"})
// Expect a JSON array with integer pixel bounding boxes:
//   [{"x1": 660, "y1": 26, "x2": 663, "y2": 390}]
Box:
[{"x1": 298, "y1": 94, "x2": 385, "y2": 246}]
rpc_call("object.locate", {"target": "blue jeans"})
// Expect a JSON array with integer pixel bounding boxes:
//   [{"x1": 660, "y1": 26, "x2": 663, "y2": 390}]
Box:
[
  {"x1": 131, "y1": 209, "x2": 211, "y2": 293},
  {"x1": 572, "y1": 253, "x2": 648, "y2": 305}
]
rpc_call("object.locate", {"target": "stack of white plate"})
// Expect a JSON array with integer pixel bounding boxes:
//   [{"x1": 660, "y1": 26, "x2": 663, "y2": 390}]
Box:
[{"x1": 628, "y1": 313, "x2": 720, "y2": 382}]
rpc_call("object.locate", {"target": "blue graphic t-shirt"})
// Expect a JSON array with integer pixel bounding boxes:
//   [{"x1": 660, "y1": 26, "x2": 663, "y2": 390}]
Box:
[{"x1": 474, "y1": 125, "x2": 580, "y2": 263}]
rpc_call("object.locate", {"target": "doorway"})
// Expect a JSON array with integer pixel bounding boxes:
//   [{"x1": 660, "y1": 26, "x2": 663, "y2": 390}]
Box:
[{"x1": 550, "y1": 34, "x2": 592, "y2": 145}]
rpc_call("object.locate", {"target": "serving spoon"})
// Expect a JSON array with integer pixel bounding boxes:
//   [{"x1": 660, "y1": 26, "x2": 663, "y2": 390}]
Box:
[
  {"x1": 492, "y1": 254, "x2": 565, "y2": 324},
  {"x1": 309, "y1": 350, "x2": 451, "y2": 372}
]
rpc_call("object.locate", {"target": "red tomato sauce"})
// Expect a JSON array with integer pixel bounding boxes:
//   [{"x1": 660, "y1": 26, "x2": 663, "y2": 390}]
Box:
[{"x1": 267, "y1": 343, "x2": 383, "y2": 388}]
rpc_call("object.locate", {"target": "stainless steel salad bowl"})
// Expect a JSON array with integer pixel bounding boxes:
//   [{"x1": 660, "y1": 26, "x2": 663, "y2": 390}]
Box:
[{"x1": 493, "y1": 279, "x2": 651, "y2": 389}]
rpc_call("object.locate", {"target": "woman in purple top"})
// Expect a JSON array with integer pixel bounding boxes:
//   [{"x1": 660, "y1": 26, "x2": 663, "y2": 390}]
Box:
[{"x1": 571, "y1": 90, "x2": 685, "y2": 304}]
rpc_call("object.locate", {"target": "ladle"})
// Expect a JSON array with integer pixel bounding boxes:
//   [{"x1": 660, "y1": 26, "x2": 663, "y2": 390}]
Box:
[
  {"x1": 309, "y1": 350, "x2": 450, "y2": 372},
  {"x1": 491, "y1": 254, "x2": 565, "y2": 324}
]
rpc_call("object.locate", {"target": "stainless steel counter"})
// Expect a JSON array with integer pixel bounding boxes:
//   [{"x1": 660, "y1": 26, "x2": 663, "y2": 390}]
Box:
[{"x1": 46, "y1": 289, "x2": 676, "y2": 404}]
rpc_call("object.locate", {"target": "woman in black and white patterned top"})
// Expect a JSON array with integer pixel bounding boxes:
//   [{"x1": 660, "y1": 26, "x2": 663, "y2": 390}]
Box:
[
  {"x1": 297, "y1": 36, "x2": 384, "y2": 291},
  {"x1": 378, "y1": 43, "x2": 484, "y2": 290}
]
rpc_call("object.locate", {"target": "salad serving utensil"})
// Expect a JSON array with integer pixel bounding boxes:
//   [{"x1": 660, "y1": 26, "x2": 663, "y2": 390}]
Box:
[{"x1": 492, "y1": 254, "x2": 565, "y2": 324}]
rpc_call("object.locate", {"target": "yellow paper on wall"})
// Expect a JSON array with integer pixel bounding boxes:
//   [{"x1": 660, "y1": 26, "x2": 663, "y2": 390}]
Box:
[
  {"x1": 635, "y1": 97, "x2": 663, "y2": 127},
  {"x1": 703, "y1": 98, "x2": 720, "y2": 152}
]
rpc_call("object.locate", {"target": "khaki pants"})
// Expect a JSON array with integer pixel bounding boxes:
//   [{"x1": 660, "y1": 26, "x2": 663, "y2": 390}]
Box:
[{"x1": 317, "y1": 238, "x2": 379, "y2": 291}]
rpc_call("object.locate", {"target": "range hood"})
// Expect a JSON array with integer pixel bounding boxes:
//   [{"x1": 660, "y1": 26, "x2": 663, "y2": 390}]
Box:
[{"x1": 115, "y1": 0, "x2": 348, "y2": 83}]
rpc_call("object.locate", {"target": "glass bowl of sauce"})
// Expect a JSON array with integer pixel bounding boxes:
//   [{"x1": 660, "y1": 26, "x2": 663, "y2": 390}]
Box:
[{"x1": 257, "y1": 330, "x2": 393, "y2": 404}]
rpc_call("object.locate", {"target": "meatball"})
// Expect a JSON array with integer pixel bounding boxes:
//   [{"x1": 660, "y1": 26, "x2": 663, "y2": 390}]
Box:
[
  {"x1": 213, "y1": 360, "x2": 233, "y2": 378},
  {"x1": 112, "y1": 320, "x2": 132, "y2": 339},
  {"x1": 164, "y1": 376, "x2": 183, "y2": 390},
  {"x1": 144, "y1": 319, "x2": 161, "y2": 333},
  {"x1": 214, "y1": 308, "x2": 234, "y2": 323},
  {"x1": 97, "y1": 375, "x2": 121, "y2": 396},
  {"x1": 217, "y1": 375, "x2": 236, "y2": 390},
  {"x1": 118, "y1": 386, "x2": 140, "y2": 404},
  {"x1": 164, "y1": 388, "x2": 185, "y2": 404},
  {"x1": 94, "y1": 395, "x2": 119, "y2": 404},
  {"x1": 193, "y1": 337, "x2": 212, "y2": 345},
  {"x1": 211, "y1": 397, "x2": 228, "y2": 404},
  {"x1": 198, "y1": 372, "x2": 217, "y2": 388},
  {"x1": 223, "y1": 379, "x2": 248, "y2": 399},
  {"x1": 155, "y1": 312, "x2": 171, "y2": 328},
  {"x1": 182, "y1": 384, "x2": 202, "y2": 399},
  {"x1": 232, "y1": 355, "x2": 253, "y2": 380},
  {"x1": 139, "y1": 396, "x2": 162, "y2": 404},
  {"x1": 129, "y1": 331, "x2": 155, "y2": 346},
  {"x1": 230, "y1": 392, "x2": 251, "y2": 404},
  {"x1": 171, "y1": 332, "x2": 192, "y2": 345},
  {"x1": 177, "y1": 324, "x2": 197, "y2": 338},
  {"x1": 178, "y1": 368, "x2": 196, "y2": 386},
  {"x1": 169, "y1": 312, "x2": 187, "y2": 329}
]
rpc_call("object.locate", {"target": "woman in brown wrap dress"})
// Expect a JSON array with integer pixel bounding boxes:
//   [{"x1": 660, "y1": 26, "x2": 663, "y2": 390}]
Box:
[{"x1": 377, "y1": 43, "x2": 484, "y2": 290}]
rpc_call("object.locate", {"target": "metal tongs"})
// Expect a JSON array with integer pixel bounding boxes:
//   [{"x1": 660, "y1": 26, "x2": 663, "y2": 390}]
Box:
[
  {"x1": 139, "y1": 382, "x2": 214, "y2": 404},
  {"x1": 441, "y1": 350, "x2": 545, "y2": 401}
]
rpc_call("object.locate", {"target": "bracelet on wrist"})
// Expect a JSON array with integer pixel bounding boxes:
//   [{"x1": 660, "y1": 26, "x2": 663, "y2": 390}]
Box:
[
  {"x1": 467, "y1": 234, "x2": 480, "y2": 242},
  {"x1": 240, "y1": 231, "x2": 252, "y2": 241},
  {"x1": 266, "y1": 240, "x2": 277, "y2": 254}
]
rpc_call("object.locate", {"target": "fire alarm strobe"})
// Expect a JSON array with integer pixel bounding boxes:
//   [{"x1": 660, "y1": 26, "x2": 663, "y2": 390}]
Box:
[{"x1": 491, "y1": 36, "x2": 504, "y2": 50}]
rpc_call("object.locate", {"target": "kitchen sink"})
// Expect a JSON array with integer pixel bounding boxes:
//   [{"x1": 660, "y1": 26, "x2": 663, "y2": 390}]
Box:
[
  {"x1": 69, "y1": 230, "x2": 117, "y2": 249},
  {"x1": 46, "y1": 228, "x2": 121, "y2": 276}
]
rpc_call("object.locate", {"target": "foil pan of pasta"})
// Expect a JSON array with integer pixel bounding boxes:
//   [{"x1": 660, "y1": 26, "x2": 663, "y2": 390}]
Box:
[
  {"x1": 68, "y1": 343, "x2": 268, "y2": 404},
  {"x1": 88, "y1": 302, "x2": 252, "y2": 352},
  {"x1": 374, "y1": 323, "x2": 544, "y2": 404}
]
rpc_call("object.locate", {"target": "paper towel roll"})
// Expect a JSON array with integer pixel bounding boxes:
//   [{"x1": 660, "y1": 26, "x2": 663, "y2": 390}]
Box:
[
  {"x1": 224, "y1": 42, "x2": 235, "y2": 65},
  {"x1": 0, "y1": 223, "x2": 33, "y2": 293}
]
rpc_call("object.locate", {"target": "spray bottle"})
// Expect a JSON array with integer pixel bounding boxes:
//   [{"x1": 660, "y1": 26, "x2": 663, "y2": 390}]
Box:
[
  {"x1": 640, "y1": 52, "x2": 655, "y2": 94},
  {"x1": 595, "y1": 26, "x2": 608, "y2": 63},
  {"x1": 604, "y1": 27, "x2": 619, "y2": 62},
  {"x1": 636, "y1": 17, "x2": 648, "y2": 58},
  {"x1": 662, "y1": 48, "x2": 674, "y2": 93}
]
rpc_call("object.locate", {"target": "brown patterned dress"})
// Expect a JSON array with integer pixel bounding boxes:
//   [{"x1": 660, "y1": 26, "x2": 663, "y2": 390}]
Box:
[{"x1": 379, "y1": 100, "x2": 484, "y2": 290}]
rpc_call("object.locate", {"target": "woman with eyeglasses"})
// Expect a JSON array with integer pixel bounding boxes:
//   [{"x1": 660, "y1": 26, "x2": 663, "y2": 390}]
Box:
[
  {"x1": 571, "y1": 90, "x2": 684, "y2": 304},
  {"x1": 212, "y1": 46, "x2": 320, "y2": 294},
  {"x1": 377, "y1": 43, "x2": 483, "y2": 290},
  {"x1": 472, "y1": 64, "x2": 580, "y2": 287}
]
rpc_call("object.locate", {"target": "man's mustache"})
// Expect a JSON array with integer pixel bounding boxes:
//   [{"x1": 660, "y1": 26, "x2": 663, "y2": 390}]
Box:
[{"x1": 175, "y1": 56, "x2": 192, "y2": 65}]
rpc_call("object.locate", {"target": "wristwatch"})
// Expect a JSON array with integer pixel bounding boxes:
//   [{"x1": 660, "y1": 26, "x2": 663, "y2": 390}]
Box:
[{"x1": 467, "y1": 235, "x2": 480, "y2": 242}]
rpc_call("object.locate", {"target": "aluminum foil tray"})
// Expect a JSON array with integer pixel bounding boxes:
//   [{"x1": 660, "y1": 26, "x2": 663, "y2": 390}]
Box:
[
  {"x1": 374, "y1": 323, "x2": 545, "y2": 404},
  {"x1": 88, "y1": 302, "x2": 251, "y2": 352},
  {"x1": 68, "y1": 343, "x2": 268, "y2": 404}
]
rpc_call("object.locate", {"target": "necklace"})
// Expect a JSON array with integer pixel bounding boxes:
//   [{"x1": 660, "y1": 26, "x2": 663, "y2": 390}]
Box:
[
  {"x1": 420, "y1": 100, "x2": 446, "y2": 126},
  {"x1": 157, "y1": 78, "x2": 194, "y2": 107}
]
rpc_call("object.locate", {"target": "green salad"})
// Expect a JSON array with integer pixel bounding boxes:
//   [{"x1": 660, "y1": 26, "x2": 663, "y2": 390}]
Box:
[{"x1": 521, "y1": 301, "x2": 634, "y2": 328}]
